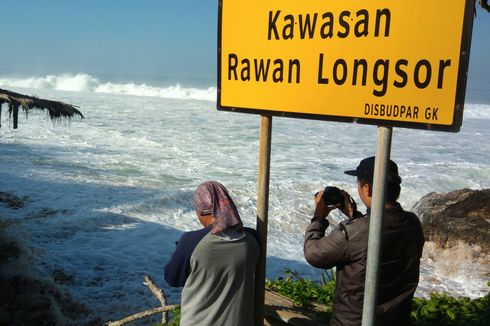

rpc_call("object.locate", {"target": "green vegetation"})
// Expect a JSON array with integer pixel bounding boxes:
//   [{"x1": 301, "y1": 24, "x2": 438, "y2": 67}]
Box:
[
  {"x1": 166, "y1": 306, "x2": 181, "y2": 326},
  {"x1": 265, "y1": 269, "x2": 335, "y2": 309},
  {"x1": 157, "y1": 272, "x2": 489, "y2": 325},
  {"x1": 411, "y1": 290, "x2": 490, "y2": 325},
  {"x1": 265, "y1": 269, "x2": 490, "y2": 325}
]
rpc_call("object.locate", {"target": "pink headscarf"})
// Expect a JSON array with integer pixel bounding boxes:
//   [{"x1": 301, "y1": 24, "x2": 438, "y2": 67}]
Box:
[{"x1": 192, "y1": 181, "x2": 243, "y2": 234}]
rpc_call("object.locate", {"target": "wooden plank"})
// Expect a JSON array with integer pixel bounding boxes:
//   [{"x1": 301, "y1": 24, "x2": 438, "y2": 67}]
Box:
[{"x1": 264, "y1": 290, "x2": 329, "y2": 325}]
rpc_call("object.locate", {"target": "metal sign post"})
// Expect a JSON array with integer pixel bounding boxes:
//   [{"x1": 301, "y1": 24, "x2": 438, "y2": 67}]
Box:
[
  {"x1": 254, "y1": 115, "x2": 272, "y2": 325},
  {"x1": 217, "y1": 1, "x2": 474, "y2": 324},
  {"x1": 361, "y1": 125, "x2": 393, "y2": 326}
]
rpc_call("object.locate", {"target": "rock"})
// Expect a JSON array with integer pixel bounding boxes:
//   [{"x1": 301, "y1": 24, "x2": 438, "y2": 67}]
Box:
[
  {"x1": 413, "y1": 188, "x2": 490, "y2": 252},
  {"x1": 52, "y1": 268, "x2": 75, "y2": 285},
  {"x1": 0, "y1": 222, "x2": 92, "y2": 324},
  {"x1": 0, "y1": 192, "x2": 24, "y2": 209},
  {"x1": 0, "y1": 241, "x2": 20, "y2": 263}
]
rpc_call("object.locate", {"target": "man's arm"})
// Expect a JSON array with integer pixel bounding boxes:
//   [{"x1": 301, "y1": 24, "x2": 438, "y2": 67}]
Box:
[
  {"x1": 304, "y1": 217, "x2": 348, "y2": 269},
  {"x1": 303, "y1": 189, "x2": 350, "y2": 269}
]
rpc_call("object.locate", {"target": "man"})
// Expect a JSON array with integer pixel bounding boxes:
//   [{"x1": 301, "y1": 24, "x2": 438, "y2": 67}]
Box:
[
  {"x1": 304, "y1": 156, "x2": 424, "y2": 326},
  {"x1": 164, "y1": 181, "x2": 260, "y2": 326}
]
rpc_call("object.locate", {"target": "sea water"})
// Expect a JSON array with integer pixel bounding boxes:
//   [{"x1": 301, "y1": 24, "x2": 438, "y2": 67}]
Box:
[{"x1": 1, "y1": 73, "x2": 489, "y2": 322}]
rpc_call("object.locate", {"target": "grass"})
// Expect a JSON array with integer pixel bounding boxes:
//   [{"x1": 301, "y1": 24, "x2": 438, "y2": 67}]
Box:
[{"x1": 266, "y1": 269, "x2": 490, "y2": 326}]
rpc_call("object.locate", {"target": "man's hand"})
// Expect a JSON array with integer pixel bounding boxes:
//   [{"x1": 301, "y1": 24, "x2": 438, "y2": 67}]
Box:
[
  {"x1": 313, "y1": 190, "x2": 338, "y2": 219},
  {"x1": 339, "y1": 190, "x2": 356, "y2": 218}
]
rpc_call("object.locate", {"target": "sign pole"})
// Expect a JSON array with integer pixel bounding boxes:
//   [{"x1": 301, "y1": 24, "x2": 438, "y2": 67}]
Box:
[
  {"x1": 255, "y1": 115, "x2": 272, "y2": 325},
  {"x1": 361, "y1": 125, "x2": 393, "y2": 326}
]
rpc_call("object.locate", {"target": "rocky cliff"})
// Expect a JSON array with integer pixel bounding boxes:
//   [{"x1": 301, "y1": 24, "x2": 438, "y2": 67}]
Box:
[{"x1": 412, "y1": 188, "x2": 490, "y2": 253}]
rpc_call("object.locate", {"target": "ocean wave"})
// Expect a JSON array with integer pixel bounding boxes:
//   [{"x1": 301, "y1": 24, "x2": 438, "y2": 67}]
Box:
[
  {"x1": 1, "y1": 74, "x2": 488, "y2": 114},
  {"x1": 0, "y1": 73, "x2": 217, "y2": 102},
  {"x1": 464, "y1": 103, "x2": 490, "y2": 119}
]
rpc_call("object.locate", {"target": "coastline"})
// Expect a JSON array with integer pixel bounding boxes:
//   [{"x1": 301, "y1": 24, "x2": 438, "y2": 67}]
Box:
[
  {"x1": 0, "y1": 193, "x2": 100, "y2": 325},
  {"x1": 0, "y1": 83, "x2": 488, "y2": 323},
  {"x1": 1, "y1": 189, "x2": 489, "y2": 324}
]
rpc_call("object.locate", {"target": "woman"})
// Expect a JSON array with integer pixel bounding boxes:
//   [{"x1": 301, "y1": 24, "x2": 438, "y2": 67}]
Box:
[{"x1": 164, "y1": 181, "x2": 260, "y2": 326}]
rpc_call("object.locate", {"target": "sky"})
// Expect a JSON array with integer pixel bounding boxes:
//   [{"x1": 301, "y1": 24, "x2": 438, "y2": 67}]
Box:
[
  {"x1": 0, "y1": 0, "x2": 489, "y2": 89},
  {"x1": 0, "y1": 0, "x2": 217, "y2": 78}
]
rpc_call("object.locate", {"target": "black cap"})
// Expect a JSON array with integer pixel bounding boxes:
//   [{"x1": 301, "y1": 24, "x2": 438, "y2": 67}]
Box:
[{"x1": 344, "y1": 156, "x2": 401, "y2": 184}]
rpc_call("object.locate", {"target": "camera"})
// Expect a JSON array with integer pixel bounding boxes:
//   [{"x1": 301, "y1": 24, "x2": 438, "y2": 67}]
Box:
[{"x1": 322, "y1": 186, "x2": 345, "y2": 209}]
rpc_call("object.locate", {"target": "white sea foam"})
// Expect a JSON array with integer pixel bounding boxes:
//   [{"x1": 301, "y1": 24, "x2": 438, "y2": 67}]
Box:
[
  {"x1": 417, "y1": 242, "x2": 490, "y2": 299},
  {"x1": 0, "y1": 84, "x2": 489, "y2": 322},
  {"x1": 0, "y1": 73, "x2": 217, "y2": 101},
  {"x1": 463, "y1": 103, "x2": 490, "y2": 119},
  {"x1": 0, "y1": 74, "x2": 99, "y2": 92}
]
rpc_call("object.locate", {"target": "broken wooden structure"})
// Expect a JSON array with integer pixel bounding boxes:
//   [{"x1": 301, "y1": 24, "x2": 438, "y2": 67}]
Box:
[{"x1": 0, "y1": 88, "x2": 83, "y2": 129}]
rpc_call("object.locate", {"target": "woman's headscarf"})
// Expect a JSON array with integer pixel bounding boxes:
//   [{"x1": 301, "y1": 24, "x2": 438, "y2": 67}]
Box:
[{"x1": 192, "y1": 181, "x2": 243, "y2": 234}]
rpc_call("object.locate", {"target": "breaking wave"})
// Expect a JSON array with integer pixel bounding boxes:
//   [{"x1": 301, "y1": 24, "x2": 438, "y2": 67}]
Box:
[
  {"x1": 464, "y1": 103, "x2": 490, "y2": 119},
  {"x1": 0, "y1": 73, "x2": 217, "y2": 102},
  {"x1": 1, "y1": 74, "x2": 488, "y2": 116}
]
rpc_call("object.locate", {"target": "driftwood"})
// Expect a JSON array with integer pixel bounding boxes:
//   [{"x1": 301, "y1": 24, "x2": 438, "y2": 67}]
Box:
[
  {"x1": 0, "y1": 88, "x2": 83, "y2": 129},
  {"x1": 144, "y1": 275, "x2": 169, "y2": 324},
  {"x1": 105, "y1": 275, "x2": 179, "y2": 326},
  {"x1": 105, "y1": 306, "x2": 179, "y2": 326}
]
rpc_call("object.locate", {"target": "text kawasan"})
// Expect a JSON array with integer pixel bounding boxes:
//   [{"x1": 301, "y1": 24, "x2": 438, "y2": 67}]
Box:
[{"x1": 224, "y1": 6, "x2": 454, "y2": 97}]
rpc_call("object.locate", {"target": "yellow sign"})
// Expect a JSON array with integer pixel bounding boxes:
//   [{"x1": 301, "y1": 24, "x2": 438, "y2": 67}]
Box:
[{"x1": 218, "y1": 0, "x2": 475, "y2": 132}]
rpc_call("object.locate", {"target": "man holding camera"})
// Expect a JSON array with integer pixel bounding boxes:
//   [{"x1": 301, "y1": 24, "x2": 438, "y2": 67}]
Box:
[{"x1": 304, "y1": 156, "x2": 424, "y2": 326}]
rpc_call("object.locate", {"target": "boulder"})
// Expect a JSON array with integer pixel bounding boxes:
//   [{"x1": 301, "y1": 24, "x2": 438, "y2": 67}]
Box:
[{"x1": 412, "y1": 188, "x2": 490, "y2": 252}]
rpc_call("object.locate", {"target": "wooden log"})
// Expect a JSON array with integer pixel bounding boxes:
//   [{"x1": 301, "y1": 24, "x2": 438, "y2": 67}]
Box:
[
  {"x1": 13, "y1": 105, "x2": 19, "y2": 129},
  {"x1": 264, "y1": 290, "x2": 328, "y2": 325}
]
